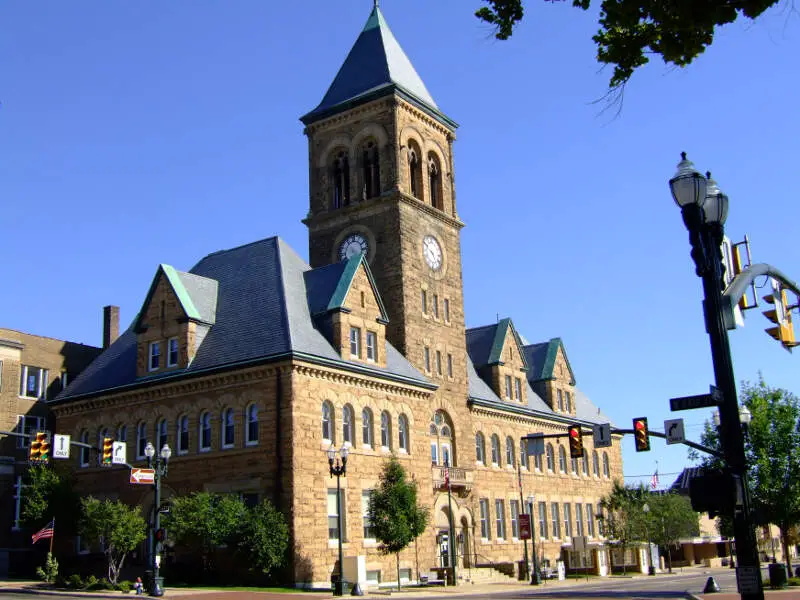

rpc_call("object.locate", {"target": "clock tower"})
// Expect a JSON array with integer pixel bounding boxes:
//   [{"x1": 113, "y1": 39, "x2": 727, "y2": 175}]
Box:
[{"x1": 301, "y1": 4, "x2": 467, "y2": 398}]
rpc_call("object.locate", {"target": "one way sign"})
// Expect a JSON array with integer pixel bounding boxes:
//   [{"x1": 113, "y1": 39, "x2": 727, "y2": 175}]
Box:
[{"x1": 664, "y1": 418, "x2": 685, "y2": 445}]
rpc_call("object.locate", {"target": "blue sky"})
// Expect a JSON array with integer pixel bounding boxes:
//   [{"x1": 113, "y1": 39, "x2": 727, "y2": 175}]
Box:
[{"x1": 2, "y1": 1, "x2": 798, "y2": 488}]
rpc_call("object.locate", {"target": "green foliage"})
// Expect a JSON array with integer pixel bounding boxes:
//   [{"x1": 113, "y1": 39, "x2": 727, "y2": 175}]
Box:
[
  {"x1": 368, "y1": 457, "x2": 429, "y2": 590},
  {"x1": 65, "y1": 574, "x2": 84, "y2": 589},
  {"x1": 788, "y1": 577, "x2": 800, "y2": 586},
  {"x1": 116, "y1": 580, "x2": 133, "y2": 593},
  {"x1": 164, "y1": 492, "x2": 247, "y2": 559},
  {"x1": 642, "y1": 492, "x2": 699, "y2": 572},
  {"x1": 35, "y1": 552, "x2": 59, "y2": 583},
  {"x1": 475, "y1": 0, "x2": 781, "y2": 88},
  {"x1": 80, "y1": 497, "x2": 147, "y2": 585},
  {"x1": 598, "y1": 480, "x2": 649, "y2": 574},
  {"x1": 236, "y1": 499, "x2": 290, "y2": 577},
  {"x1": 21, "y1": 465, "x2": 80, "y2": 536}
]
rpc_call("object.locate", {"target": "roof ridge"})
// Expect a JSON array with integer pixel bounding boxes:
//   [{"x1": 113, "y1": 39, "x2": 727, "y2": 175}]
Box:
[
  {"x1": 201, "y1": 235, "x2": 281, "y2": 261},
  {"x1": 465, "y1": 323, "x2": 499, "y2": 334}
]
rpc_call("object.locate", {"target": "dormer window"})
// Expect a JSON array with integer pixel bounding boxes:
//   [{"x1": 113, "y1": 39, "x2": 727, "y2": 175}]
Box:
[
  {"x1": 366, "y1": 331, "x2": 377, "y2": 362},
  {"x1": 167, "y1": 338, "x2": 179, "y2": 367},
  {"x1": 505, "y1": 375, "x2": 512, "y2": 399},
  {"x1": 515, "y1": 377, "x2": 522, "y2": 401},
  {"x1": 149, "y1": 342, "x2": 161, "y2": 371},
  {"x1": 557, "y1": 389, "x2": 564, "y2": 411},
  {"x1": 349, "y1": 327, "x2": 361, "y2": 358},
  {"x1": 565, "y1": 391, "x2": 572, "y2": 413}
]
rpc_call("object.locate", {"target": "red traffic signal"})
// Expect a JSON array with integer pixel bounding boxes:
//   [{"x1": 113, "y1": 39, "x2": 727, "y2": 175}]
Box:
[
  {"x1": 633, "y1": 418, "x2": 650, "y2": 452},
  {"x1": 568, "y1": 425, "x2": 583, "y2": 458}
]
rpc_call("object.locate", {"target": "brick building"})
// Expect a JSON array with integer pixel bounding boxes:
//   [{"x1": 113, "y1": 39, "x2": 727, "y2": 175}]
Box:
[{"x1": 51, "y1": 5, "x2": 624, "y2": 589}]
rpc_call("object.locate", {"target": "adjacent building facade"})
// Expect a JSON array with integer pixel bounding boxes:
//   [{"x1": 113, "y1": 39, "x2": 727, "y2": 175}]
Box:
[{"x1": 50, "y1": 5, "x2": 624, "y2": 588}]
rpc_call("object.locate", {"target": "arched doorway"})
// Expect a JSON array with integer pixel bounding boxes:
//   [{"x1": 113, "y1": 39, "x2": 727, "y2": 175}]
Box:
[{"x1": 432, "y1": 496, "x2": 474, "y2": 571}]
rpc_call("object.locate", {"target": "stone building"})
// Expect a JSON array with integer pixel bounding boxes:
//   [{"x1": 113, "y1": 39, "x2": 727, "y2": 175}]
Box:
[{"x1": 51, "y1": 4, "x2": 624, "y2": 589}]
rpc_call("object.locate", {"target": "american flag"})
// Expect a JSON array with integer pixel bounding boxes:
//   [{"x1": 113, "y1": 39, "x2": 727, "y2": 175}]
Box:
[
  {"x1": 32, "y1": 519, "x2": 55, "y2": 544},
  {"x1": 650, "y1": 469, "x2": 660, "y2": 490},
  {"x1": 444, "y1": 466, "x2": 450, "y2": 488}
]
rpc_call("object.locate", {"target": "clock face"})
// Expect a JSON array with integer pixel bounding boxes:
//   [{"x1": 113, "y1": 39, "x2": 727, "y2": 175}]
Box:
[
  {"x1": 339, "y1": 234, "x2": 369, "y2": 261},
  {"x1": 423, "y1": 235, "x2": 442, "y2": 270}
]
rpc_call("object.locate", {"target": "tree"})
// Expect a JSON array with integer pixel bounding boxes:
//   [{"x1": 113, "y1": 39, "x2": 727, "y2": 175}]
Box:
[
  {"x1": 475, "y1": 0, "x2": 782, "y2": 90},
  {"x1": 163, "y1": 492, "x2": 246, "y2": 572},
  {"x1": 236, "y1": 499, "x2": 290, "y2": 578},
  {"x1": 79, "y1": 498, "x2": 147, "y2": 585},
  {"x1": 696, "y1": 377, "x2": 800, "y2": 577},
  {"x1": 598, "y1": 480, "x2": 647, "y2": 575},
  {"x1": 21, "y1": 465, "x2": 81, "y2": 536},
  {"x1": 368, "y1": 457, "x2": 429, "y2": 591},
  {"x1": 643, "y1": 492, "x2": 699, "y2": 573}
]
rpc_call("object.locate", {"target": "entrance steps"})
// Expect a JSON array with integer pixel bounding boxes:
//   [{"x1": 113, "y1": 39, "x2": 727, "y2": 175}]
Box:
[{"x1": 462, "y1": 564, "x2": 518, "y2": 584}]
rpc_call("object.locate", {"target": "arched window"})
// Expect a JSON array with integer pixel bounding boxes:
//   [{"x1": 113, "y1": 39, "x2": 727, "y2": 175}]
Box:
[
  {"x1": 246, "y1": 404, "x2": 259, "y2": 445},
  {"x1": 571, "y1": 455, "x2": 578, "y2": 474},
  {"x1": 491, "y1": 434, "x2": 501, "y2": 466},
  {"x1": 593, "y1": 450, "x2": 600, "y2": 477},
  {"x1": 136, "y1": 422, "x2": 147, "y2": 459},
  {"x1": 505, "y1": 436, "x2": 515, "y2": 467},
  {"x1": 362, "y1": 408, "x2": 373, "y2": 448},
  {"x1": 380, "y1": 411, "x2": 391, "y2": 449},
  {"x1": 342, "y1": 405, "x2": 354, "y2": 446},
  {"x1": 582, "y1": 450, "x2": 589, "y2": 475},
  {"x1": 80, "y1": 430, "x2": 90, "y2": 466},
  {"x1": 116, "y1": 424, "x2": 127, "y2": 443},
  {"x1": 408, "y1": 141, "x2": 422, "y2": 199},
  {"x1": 558, "y1": 446, "x2": 567, "y2": 473},
  {"x1": 199, "y1": 412, "x2": 211, "y2": 452},
  {"x1": 475, "y1": 432, "x2": 486, "y2": 464},
  {"x1": 361, "y1": 140, "x2": 380, "y2": 199},
  {"x1": 520, "y1": 438, "x2": 529, "y2": 469},
  {"x1": 332, "y1": 150, "x2": 350, "y2": 209},
  {"x1": 322, "y1": 401, "x2": 334, "y2": 442},
  {"x1": 177, "y1": 415, "x2": 189, "y2": 454},
  {"x1": 430, "y1": 411, "x2": 453, "y2": 466},
  {"x1": 221, "y1": 408, "x2": 234, "y2": 448},
  {"x1": 534, "y1": 447, "x2": 542, "y2": 471},
  {"x1": 565, "y1": 391, "x2": 572, "y2": 413},
  {"x1": 545, "y1": 444, "x2": 555, "y2": 471},
  {"x1": 398, "y1": 414, "x2": 409, "y2": 453},
  {"x1": 156, "y1": 418, "x2": 168, "y2": 451},
  {"x1": 602, "y1": 452, "x2": 610, "y2": 478},
  {"x1": 428, "y1": 153, "x2": 443, "y2": 210}
]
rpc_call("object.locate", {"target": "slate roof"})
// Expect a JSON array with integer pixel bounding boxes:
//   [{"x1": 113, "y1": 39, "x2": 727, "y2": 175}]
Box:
[
  {"x1": 670, "y1": 466, "x2": 705, "y2": 495},
  {"x1": 523, "y1": 338, "x2": 576, "y2": 385},
  {"x1": 301, "y1": 5, "x2": 455, "y2": 128},
  {"x1": 54, "y1": 237, "x2": 432, "y2": 403},
  {"x1": 304, "y1": 253, "x2": 388, "y2": 321}
]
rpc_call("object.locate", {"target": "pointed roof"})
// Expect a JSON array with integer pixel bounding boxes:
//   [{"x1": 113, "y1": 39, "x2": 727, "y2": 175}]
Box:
[
  {"x1": 304, "y1": 253, "x2": 389, "y2": 321},
  {"x1": 523, "y1": 337, "x2": 576, "y2": 385},
  {"x1": 465, "y1": 318, "x2": 528, "y2": 370},
  {"x1": 133, "y1": 264, "x2": 218, "y2": 333},
  {"x1": 301, "y1": 5, "x2": 455, "y2": 128}
]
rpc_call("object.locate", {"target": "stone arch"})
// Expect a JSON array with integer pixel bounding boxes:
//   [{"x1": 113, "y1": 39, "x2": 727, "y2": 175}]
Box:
[
  {"x1": 351, "y1": 123, "x2": 389, "y2": 152},
  {"x1": 318, "y1": 135, "x2": 354, "y2": 168}
]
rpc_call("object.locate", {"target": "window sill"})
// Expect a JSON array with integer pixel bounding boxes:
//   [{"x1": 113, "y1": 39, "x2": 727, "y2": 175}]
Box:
[
  {"x1": 199, "y1": 447, "x2": 211, "y2": 453},
  {"x1": 245, "y1": 441, "x2": 259, "y2": 447}
]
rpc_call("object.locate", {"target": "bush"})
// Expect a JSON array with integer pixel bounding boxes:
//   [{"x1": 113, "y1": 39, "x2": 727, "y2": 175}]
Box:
[
  {"x1": 788, "y1": 577, "x2": 800, "y2": 587},
  {"x1": 84, "y1": 574, "x2": 98, "y2": 589},
  {"x1": 66, "y1": 574, "x2": 84, "y2": 589},
  {"x1": 35, "y1": 552, "x2": 59, "y2": 583},
  {"x1": 116, "y1": 580, "x2": 132, "y2": 593},
  {"x1": 87, "y1": 577, "x2": 113, "y2": 590}
]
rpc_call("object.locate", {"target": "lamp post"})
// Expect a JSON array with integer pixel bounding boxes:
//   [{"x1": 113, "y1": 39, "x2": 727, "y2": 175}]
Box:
[
  {"x1": 642, "y1": 503, "x2": 655, "y2": 576},
  {"x1": 528, "y1": 495, "x2": 541, "y2": 585},
  {"x1": 669, "y1": 153, "x2": 764, "y2": 600},
  {"x1": 144, "y1": 441, "x2": 170, "y2": 597},
  {"x1": 328, "y1": 445, "x2": 348, "y2": 597}
]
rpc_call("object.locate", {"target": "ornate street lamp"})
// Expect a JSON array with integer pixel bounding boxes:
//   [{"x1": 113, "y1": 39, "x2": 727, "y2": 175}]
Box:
[
  {"x1": 642, "y1": 503, "x2": 655, "y2": 576},
  {"x1": 328, "y1": 445, "x2": 349, "y2": 597},
  {"x1": 669, "y1": 153, "x2": 764, "y2": 600},
  {"x1": 144, "y1": 441, "x2": 170, "y2": 597}
]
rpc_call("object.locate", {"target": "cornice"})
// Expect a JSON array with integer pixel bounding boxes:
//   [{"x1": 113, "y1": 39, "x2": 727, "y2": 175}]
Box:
[
  {"x1": 303, "y1": 97, "x2": 394, "y2": 136},
  {"x1": 292, "y1": 362, "x2": 433, "y2": 400},
  {"x1": 395, "y1": 97, "x2": 455, "y2": 138}
]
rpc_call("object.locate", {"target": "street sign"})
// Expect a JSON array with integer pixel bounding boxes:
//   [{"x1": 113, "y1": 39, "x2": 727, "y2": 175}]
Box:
[
  {"x1": 519, "y1": 514, "x2": 531, "y2": 540},
  {"x1": 664, "y1": 418, "x2": 685, "y2": 445},
  {"x1": 53, "y1": 434, "x2": 70, "y2": 459},
  {"x1": 112, "y1": 441, "x2": 127, "y2": 465},
  {"x1": 736, "y1": 565, "x2": 762, "y2": 595},
  {"x1": 670, "y1": 385, "x2": 723, "y2": 412},
  {"x1": 572, "y1": 535, "x2": 588, "y2": 552},
  {"x1": 593, "y1": 424, "x2": 612, "y2": 448},
  {"x1": 130, "y1": 468, "x2": 155, "y2": 485},
  {"x1": 525, "y1": 434, "x2": 545, "y2": 456}
]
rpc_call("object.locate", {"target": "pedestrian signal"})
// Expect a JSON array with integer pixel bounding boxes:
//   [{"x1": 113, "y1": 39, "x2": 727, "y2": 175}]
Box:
[
  {"x1": 633, "y1": 418, "x2": 650, "y2": 452},
  {"x1": 568, "y1": 425, "x2": 583, "y2": 458},
  {"x1": 102, "y1": 437, "x2": 114, "y2": 466}
]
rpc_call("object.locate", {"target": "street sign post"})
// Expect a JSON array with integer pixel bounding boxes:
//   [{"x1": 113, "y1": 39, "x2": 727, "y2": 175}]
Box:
[
  {"x1": 112, "y1": 441, "x2": 127, "y2": 465},
  {"x1": 593, "y1": 424, "x2": 612, "y2": 448},
  {"x1": 664, "y1": 418, "x2": 686, "y2": 445},
  {"x1": 53, "y1": 434, "x2": 70, "y2": 459},
  {"x1": 519, "y1": 514, "x2": 531, "y2": 540},
  {"x1": 670, "y1": 385, "x2": 723, "y2": 411},
  {"x1": 130, "y1": 468, "x2": 155, "y2": 485}
]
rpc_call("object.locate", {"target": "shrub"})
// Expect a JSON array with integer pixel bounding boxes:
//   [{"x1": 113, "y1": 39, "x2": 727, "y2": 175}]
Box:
[
  {"x1": 84, "y1": 574, "x2": 98, "y2": 589},
  {"x1": 66, "y1": 574, "x2": 83, "y2": 589},
  {"x1": 787, "y1": 577, "x2": 800, "y2": 587},
  {"x1": 35, "y1": 552, "x2": 59, "y2": 583},
  {"x1": 116, "y1": 580, "x2": 132, "y2": 593}
]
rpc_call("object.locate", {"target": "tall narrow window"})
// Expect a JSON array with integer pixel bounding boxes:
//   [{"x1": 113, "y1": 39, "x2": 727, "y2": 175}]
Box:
[
  {"x1": 361, "y1": 140, "x2": 380, "y2": 199},
  {"x1": 582, "y1": 451, "x2": 589, "y2": 475},
  {"x1": 20, "y1": 366, "x2": 48, "y2": 399},
  {"x1": 167, "y1": 337, "x2": 179, "y2": 367},
  {"x1": 602, "y1": 452, "x2": 610, "y2": 477},
  {"x1": 557, "y1": 389, "x2": 563, "y2": 411},
  {"x1": 592, "y1": 450, "x2": 600, "y2": 476},
  {"x1": 366, "y1": 331, "x2": 377, "y2": 362},
  {"x1": 586, "y1": 505, "x2": 595, "y2": 537},
  {"x1": 495, "y1": 499, "x2": 506, "y2": 540},
  {"x1": 480, "y1": 499, "x2": 490, "y2": 539},
  {"x1": 117, "y1": 424, "x2": 127, "y2": 443},
  {"x1": 431, "y1": 425, "x2": 439, "y2": 465},
  {"x1": 538, "y1": 502, "x2": 548, "y2": 539},
  {"x1": 408, "y1": 145, "x2": 421, "y2": 198},
  {"x1": 333, "y1": 151, "x2": 349, "y2": 209},
  {"x1": 137, "y1": 423, "x2": 147, "y2": 459},
  {"x1": 505, "y1": 436, "x2": 515, "y2": 466},
  {"x1": 433, "y1": 294, "x2": 439, "y2": 318},
  {"x1": 563, "y1": 503, "x2": 572, "y2": 538},
  {"x1": 546, "y1": 444, "x2": 555, "y2": 471},
  {"x1": 534, "y1": 447, "x2": 542, "y2": 471},
  {"x1": 510, "y1": 500, "x2": 520, "y2": 538},
  {"x1": 398, "y1": 414, "x2": 409, "y2": 452},
  {"x1": 597, "y1": 503, "x2": 605, "y2": 536},
  {"x1": 565, "y1": 391, "x2": 572, "y2": 413},
  {"x1": 199, "y1": 412, "x2": 211, "y2": 451},
  {"x1": 436, "y1": 351, "x2": 442, "y2": 376},
  {"x1": 447, "y1": 353, "x2": 453, "y2": 377},
  {"x1": 327, "y1": 488, "x2": 346, "y2": 541},
  {"x1": 349, "y1": 327, "x2": 361, "y2": 358},
  {"x1": 576, "y1": 503, "x2": 584, "y2": 536},
  {"x1": 515, "y1": 377, "x2": 523, "y2": 401},
  {"x1": 559, "y1": 446, "x2": 567, "y2": 473},
  {"x1": 571, "y1": 456, "x2": 579, "y2": 474},
  {"x1": 421, "y1": 290, "x2": 428, "y2": 314},
  {"x1": 362, "y1": 408, "x2": 373, "y2": 447},
  {"x1": 342, "y1": 405, "x2": 354, "y2": 445},
  {"x1": 80, "y1": 430, "x2": 90, "y2": 467},
  {"x1": 424, "y1": 347, "x2": 431, "y2": 372},
  {"x1": 519, "y1": 439, "x2": 529, "y2": 469},
  {"x1": 491, "y1": 435, "x2": 501, "y2": 465},
  {"x1": 322, "y1": 401, "x2": 333, "y2": 442},
  {"x1": 428, "y1": 153, "x2": 443, "y2": 210},
  {"x1": 475, "y1": 432, "x2": 485, "y2": 463},
  {"x1": 149, "y1": 342, "x2": 160, "y2": 371},
  {"x1": 504, "y1": 375, "x2": 512, "y2": 399},
  {"x1": 157, "y1": 418, "x2": 168, "y2": 451},
  {"x1": 443, "y1": 298, "x2": 450, "y2": 322},
  {"x1": 246, "y1": 404, "x2": 259, "y2": 445},
  {"x1": 380, "y1": 411, "x2": 391, "y2": 449},
  {"x1": 362, "y1": 490, "x2": 376, "y2": 540},
  {"x1": 177, "y1": 416, "x2": 189, "y2": 454},
  {"x1": 221, "y1": 408, "x2": 234, "y2": 448},
  {"x1": 551, "y1": 503, "x2": 561, "y2": 538}
]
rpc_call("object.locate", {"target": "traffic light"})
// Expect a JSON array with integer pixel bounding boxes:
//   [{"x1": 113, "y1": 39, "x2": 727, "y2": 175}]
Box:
[
  {"x1": 763, "y1": 280, "x2": 798, "y2": 351},
  {"x1": 632, "y1": 418, "x2": 650, "y2": 452},
  {"x1": 102, "y1": 437, "x2": 113, "y2": 466},
  {"x1": 29, "y1": 431, "x2": 46, "y2": 463},
  {"x1": 568, "y1": 424, "x2": 583, "y2": 458},
  {"x1": 39, "y1": 433, "x2": 50, "y2": 463}
]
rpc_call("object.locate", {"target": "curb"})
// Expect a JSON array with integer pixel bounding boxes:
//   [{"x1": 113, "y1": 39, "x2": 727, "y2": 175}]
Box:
[{"x1": 0, "y1": 588, "x2": 122, "y2": 598}]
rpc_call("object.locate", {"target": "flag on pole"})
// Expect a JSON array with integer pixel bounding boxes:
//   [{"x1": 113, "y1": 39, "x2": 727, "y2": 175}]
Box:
[
  {"x1": 32, "y1": 519, "x2": 55, "y2": 544},
  {"x1": 650, "y1": 468, "x2": 660, "y2": 490},
  {"x1": 444, "y1": 466, "x2": 450, "y2": 489}
]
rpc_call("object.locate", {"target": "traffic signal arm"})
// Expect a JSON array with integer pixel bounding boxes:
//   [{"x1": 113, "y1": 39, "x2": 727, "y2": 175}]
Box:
[{"x1": 722, "y1": 262, "x2": 799, "y2": 331}]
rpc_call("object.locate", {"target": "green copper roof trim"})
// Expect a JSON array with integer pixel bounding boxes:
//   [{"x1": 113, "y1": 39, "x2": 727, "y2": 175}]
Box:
[
  {"x1": 326, "y1": 254, "x2": 390, "y2": 322},
  {"x1": 537, "y1": 337, "x2": 576, "y2": 385},
  {"x1": 134, "y1": 264, "x2": 204, "y2": 332},
  {"x1": 487, "y1": 318, "x2": 530, "y2": 371}
]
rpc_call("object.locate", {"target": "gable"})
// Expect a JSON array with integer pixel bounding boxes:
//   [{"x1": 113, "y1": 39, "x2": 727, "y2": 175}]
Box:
[
  {"x1": 134, "y1": 269, "x2": 189, "y2": 334},
  {"x1": 525, "y1": 338, "x2": 575, "y2": 385},
  {"x1": 487, "y1": 318, "x2": 528, "y2": 371}
]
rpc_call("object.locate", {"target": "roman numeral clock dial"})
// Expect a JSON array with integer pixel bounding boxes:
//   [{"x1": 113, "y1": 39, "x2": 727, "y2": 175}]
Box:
[
  {"x1": 339, "y1": 233, "x2": 369, "y2": 261},
  {"x1": 423, "y1": 235, "x2": 442, "y2": 270}
]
